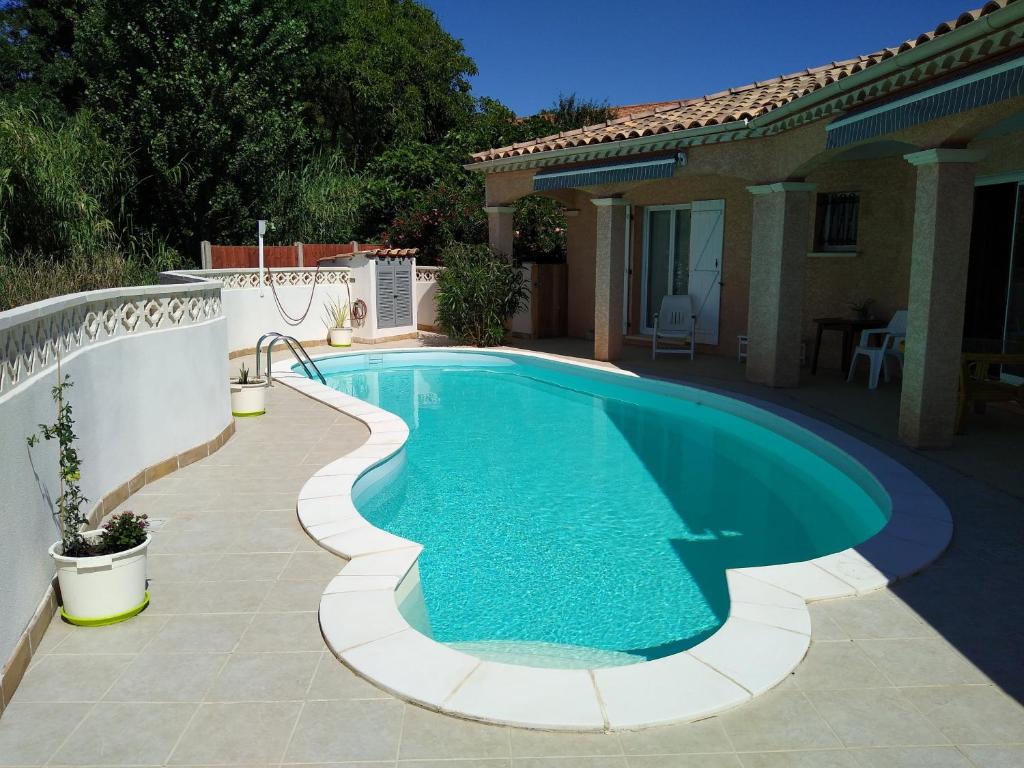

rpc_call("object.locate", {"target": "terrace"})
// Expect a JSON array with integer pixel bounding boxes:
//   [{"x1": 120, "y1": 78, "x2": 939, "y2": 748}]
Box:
[{"x1": 1, "y1": 336, "x2": 1021, "y2": 766}]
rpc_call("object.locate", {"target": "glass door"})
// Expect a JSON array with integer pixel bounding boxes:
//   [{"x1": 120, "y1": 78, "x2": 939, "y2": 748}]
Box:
[
  {"x1": 1003, "y1": 183, "x2": 1024, "y2": 381},
  {"x1": 642, "y1": 205, "x2": 691, "y2": 332}
]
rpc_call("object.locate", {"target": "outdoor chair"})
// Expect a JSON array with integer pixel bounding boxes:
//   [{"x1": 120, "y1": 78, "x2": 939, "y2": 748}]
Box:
[
  {"x1": 847, "y1": 310, "x2": 907, "y2": 389},
  {"x1": 957, "y1": 352, "x2": 1024, "y2": 433},
  {"x1": 652, "y1": 295, "x2": 696, "y2": 360}
]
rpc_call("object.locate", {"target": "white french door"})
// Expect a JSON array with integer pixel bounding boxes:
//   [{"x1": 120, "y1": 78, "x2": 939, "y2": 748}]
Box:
[{"x1": 641, "y1": 199, "x2": 724, "y2": 344}]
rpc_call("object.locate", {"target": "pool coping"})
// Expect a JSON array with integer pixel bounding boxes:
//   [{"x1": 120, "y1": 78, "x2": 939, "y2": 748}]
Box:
[{"x1": 272, "y1": 346, "x2": 953, "y2": 732}]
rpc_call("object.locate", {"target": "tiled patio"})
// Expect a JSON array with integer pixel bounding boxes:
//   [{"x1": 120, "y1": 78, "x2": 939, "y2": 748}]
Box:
[{"x1": 1, "y1": 341, "x2": 1022, "y2": 768}]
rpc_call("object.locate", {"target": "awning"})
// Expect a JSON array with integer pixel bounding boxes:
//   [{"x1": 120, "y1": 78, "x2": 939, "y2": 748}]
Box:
[
  {"x1": 532, "y1": 155, "x2": 681, "y2": 192},
  {"x1": 827, "y1": 56, "x2": 1024, "y2": 149}
]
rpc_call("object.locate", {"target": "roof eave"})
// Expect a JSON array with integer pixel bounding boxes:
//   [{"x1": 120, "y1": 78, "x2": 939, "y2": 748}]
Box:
[{"x1": 463, "y1": 121, "x2": 750, "y2": 174}]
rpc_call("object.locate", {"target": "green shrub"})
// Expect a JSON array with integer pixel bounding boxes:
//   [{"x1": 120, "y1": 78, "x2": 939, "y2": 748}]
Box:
[
  {"x1": 435, "y1": 243, "x2": 528, "y2": 346},
  {"x1": 99, "y1": 512, "x2": 150, "y2": 553}
]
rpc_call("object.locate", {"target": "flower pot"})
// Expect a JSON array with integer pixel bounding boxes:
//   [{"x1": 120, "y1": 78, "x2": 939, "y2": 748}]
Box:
[
  {"x1": 230, "y1": 379, "x2": 266, "y2": 416},
  {"x1": 328, "y1": 327, "x2": 352, "y2": 347},
  {"x1": 49, "y1": 530, "x2": 150, "y2": 626}
]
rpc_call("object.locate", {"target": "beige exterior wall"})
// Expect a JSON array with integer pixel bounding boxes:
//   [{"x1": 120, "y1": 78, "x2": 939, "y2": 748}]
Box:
[{"x1": 478, "y1": 96, "x2": 1024, "y2": 365}]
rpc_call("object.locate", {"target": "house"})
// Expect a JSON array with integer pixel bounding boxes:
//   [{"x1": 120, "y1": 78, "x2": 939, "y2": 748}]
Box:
[{"x1": 466, "y1": 0, "x2": 1024, "y2": 450}]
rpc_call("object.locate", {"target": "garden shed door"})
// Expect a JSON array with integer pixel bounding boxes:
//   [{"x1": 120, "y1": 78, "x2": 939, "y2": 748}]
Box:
[{"x1": 376, "y1": 261, "x2": 414, "y2": 329}]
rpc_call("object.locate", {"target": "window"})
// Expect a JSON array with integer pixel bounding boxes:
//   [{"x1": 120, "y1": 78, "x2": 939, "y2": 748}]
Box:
[{"x1": 816, "y1": 192, "x2": 860, "y2": 251}]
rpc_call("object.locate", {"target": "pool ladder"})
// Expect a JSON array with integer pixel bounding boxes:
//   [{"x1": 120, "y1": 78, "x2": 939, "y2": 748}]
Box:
[{"x1": 255, "y1": 332, "x2": 326, "y2": 385}]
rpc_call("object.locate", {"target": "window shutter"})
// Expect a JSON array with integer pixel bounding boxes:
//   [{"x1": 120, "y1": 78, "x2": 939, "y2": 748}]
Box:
[
  {"x1": 394, "y1": 265, "x2": 413, "y2": 327},
  {"x1": 376, "y1": 264, "x2": 396, "y2": 328}
]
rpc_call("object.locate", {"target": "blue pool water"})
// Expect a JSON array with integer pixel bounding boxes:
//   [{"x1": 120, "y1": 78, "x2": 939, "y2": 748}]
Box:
[{"x1": 308, "y1": 351, "x2": 889, "y2": 665}]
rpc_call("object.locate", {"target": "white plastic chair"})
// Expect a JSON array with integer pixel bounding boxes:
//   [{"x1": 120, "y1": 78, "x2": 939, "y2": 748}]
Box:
[
  {"x1": 652, "y1": 295, "x2": 696, "y2": 360},
  {"x1": 847, "y1": 310, "x2": 907, "y2": 389}
]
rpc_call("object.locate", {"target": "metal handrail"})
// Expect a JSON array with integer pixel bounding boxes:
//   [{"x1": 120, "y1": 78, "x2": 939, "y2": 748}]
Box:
[{"x1": 255, "y1": 332, "x2": 326, "y2": 385}]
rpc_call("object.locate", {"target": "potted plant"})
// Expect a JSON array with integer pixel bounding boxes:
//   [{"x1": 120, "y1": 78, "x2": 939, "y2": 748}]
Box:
[
  {"x1": 28, "y1": 373, "x2": 151, "y2": 626},
  {"x1": 323, "y1": 295, "x2": 352, "y2": 347},
  {"x1": 230, "y1": 362, "x2": 266, "y2": 416}
]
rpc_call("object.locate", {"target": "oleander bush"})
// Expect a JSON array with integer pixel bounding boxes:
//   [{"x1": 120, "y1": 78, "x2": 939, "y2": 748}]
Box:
[{"x1": 435, "y1": 243, "x2": 528, "y2": 347}]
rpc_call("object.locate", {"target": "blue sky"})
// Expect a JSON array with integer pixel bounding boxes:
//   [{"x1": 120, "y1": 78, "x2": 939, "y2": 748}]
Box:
[{"x1": 425, "y1": 1, "x2": 975, "y2": 115}]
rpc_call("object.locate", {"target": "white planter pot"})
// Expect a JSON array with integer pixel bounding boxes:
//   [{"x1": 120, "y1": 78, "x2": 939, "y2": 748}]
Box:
[
  {"x1": 230, "y1": 380, "x2": 266, "y2": 416},
  {"x1": 328, "y1": 327, "x2": 352, "y2": 347},
  {"x1": 50, "y1": 531, "x2": 150, "y2": 626}
]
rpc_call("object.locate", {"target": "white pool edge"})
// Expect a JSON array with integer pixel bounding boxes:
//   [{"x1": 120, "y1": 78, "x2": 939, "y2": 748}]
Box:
[{"x1": 272, "y1": 346, "x2": 952, "y2": 732}]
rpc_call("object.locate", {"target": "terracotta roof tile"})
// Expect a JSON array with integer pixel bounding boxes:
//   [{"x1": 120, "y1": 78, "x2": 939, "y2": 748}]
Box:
[{"x1": 471, "y1": 1, "x2": 1018, "y2": 163}]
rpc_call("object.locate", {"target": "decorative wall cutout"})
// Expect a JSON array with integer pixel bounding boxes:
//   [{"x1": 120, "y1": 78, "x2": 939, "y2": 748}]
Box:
[
  {"x1": 0, "y1": 286, "x2": 223, "y2": 397},
  {"x1": 416, "y1": 267, "x2": 439, "y2": 283},
  {"x1": 183, "y1": 268, "x2": 353, "y2": 290}
]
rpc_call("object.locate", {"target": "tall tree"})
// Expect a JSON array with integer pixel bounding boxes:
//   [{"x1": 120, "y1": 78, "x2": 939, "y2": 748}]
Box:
[
  {"x1": 70, "y1": 0, "x2": 310, "y2": 248},
  {"x1": 0, "y1": 0, "x2": 85, "y2": 113},
  {"x1": 294, "y1": 0, "x2": 477, "y2": 166}
]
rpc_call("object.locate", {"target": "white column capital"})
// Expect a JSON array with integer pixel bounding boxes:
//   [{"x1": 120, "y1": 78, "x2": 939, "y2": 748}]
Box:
[
  {"x1": 590, "y1": 197, "x2": 629, "y2": 207},
  {"x1": 903, "y1": 148, "x2": 985, "y2": 166},
  {"x1": 747, "y1": 182, "x2": 817, "y2": 196},
  {"x1": 482, "y1": 205, "x2": 514, "y2": 214}
]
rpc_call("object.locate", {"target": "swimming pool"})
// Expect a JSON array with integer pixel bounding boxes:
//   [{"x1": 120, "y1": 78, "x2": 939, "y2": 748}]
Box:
[{"x1": 307, "y1": 350, "x2": 890, "y2": 667}]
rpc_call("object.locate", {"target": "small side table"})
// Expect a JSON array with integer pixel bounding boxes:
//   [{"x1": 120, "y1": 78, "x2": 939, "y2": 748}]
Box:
[{"x1": 811, "y1": 317, "x2": 879, "y2": 375}]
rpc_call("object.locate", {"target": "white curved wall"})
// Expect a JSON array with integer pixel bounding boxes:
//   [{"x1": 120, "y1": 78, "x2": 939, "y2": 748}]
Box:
[{"x1": 0, "y1": 282, "x2": 231, "y2": 668}]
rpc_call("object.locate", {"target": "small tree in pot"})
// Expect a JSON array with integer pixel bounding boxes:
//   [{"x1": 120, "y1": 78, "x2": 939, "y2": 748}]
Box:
[
  {"x1": 435, "y1": 243, "x2": 528, "y2": 346},
  {"x1": 230, "y1": 362, "x2": 266, "y2": 417},
  {"x1": 323, "y1": 295, "x2": 352, "y2": 347},
  {"x1": 28, "y1": 373, "x2": 151, "y2": 625}
]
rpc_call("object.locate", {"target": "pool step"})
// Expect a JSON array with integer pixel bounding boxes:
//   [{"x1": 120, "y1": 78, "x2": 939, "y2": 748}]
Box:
[{"x1": 447, "y1": 640, "x2": 642, "y2": 669}]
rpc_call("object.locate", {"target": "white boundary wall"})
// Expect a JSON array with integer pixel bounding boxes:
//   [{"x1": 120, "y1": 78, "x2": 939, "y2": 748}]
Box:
[
  {"x1": 161, "y1": 268, "x2": 355, "y2": 352},
  {"x1": 0, "y1": 281, "x2": 231, "y2": 666},
  {"x1": 415, "y1": 267, "x2": 439, "y2": 329}
]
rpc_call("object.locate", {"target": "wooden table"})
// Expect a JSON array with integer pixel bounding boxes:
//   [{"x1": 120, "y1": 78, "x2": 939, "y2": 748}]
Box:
[{"x1": 810, "y1": 317, "x2": 881, "y2": 375}]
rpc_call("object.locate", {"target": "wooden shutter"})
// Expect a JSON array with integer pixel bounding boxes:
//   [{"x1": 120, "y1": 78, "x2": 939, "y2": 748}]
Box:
[
  {"x1": 394, "y1": 264, "x2": 413, "y2": 327},
  {"x1": 376, "y1": 264, "x2": 396, "y2": 328}
]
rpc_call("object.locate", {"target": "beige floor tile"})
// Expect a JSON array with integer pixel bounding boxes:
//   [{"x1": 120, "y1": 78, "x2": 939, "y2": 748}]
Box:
[
  {"x1": 617, "y1": 717, "x2": 731, "y2": 756},
  {"x1": 847, "y1": 746, "x2": 972, "y2": 767},
  {"x1": 259, "y1": 579, "x2": 328, "y2": 612},
  {"x1": 104, "y1": 652, "x2": 227, "y2": 702},
  {"x1": 206, "y1": 651, "x2": 320, "y2": 701},
  {"x1": 284, "y1": 699, "x2": 404, "y2": 763},
  {"x1": 280, "y1": 551, "x2": 346, "y2": 581},
  {"x1": 855, "y1": 638, "x2": 988, "y2": 687},
  {"x1": 306, "y1": 654, "x2": 392, "y2": 700},
  {"x1": 814, "y1": 594, "x2": 935, "y2": 640},
  {"x1": 27, "y1": 614, "x2": 72, "y2": 656},
  {"x1": 511, "y1": 729, "x2": 623, "y2": 758},
  {"x1": 145, "y1": 613, "x2": 253, "y2": 653},
  {"x1": 13, "y1": 653, "x2": 131, "y2": 702},
  {"x1": 901, "y1": 685, "x2": 1024, "y2": 744},
  {"x1": 236, "y1": 612, "x2": 326, "y2": 653},
  {"x1": 720, "y1": 691, "x2": 841, "y2": 752},
  {"x1": 169, "y1": 701, "x2": 302, "y2": 764},
  {"x1": 47, "y1": 613, "x2": 168, "y2": 655},
  {"x1": 51, "y1": 702, "x2": 196, "y2": 765},
  {"x1": 511, "y1": 758, "x2": 628, "y2": 768},
  {"x1": 399, "y1": 704, "x2": 509, "y2": 760},
  {"x1": 805, "y1": 688, "x2": 948, "y2": 748},
  {"x1": 148, "y1": 579, "x2": 273, "y2": 614},
  {"x1": 400, "y1": 761, "x2": 506, "y2": 768},
  {"x1": 0, "y1": 703, "x2": 91, "y2": 766},
  {"x1": 791, "y1": 642, "x2": 892, "y2": 690},
  {"x1": 629, "y1": 757, "x2": 742, "y2": 768},
  {"x1": 808, "y1": 603, "x2": 853, "y2": 642},
  {"x1": 737, "y1": 751, "x2": 857, "y2": 767},
  {"x1": 957, "y1": 744, "x2": 1024, "y2": 767}
]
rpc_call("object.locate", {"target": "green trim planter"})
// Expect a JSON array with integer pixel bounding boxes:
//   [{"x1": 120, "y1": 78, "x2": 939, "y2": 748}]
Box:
[
  {"x1": 328, "y1": 327, "x2": 352, "y2": 347},
  {"x1": 49, "y1": 532, "x2": 151, "y2": 625},
  {"x1": 230, "y1": 379, "x2": 267, "y2": 417},
  {"x1": 61, "y1": 592, "x2": 150, "y2": 626}
]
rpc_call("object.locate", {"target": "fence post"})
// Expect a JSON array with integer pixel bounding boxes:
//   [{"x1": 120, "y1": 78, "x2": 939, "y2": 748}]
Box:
[
  {"x1": 295, "y1": 242, "x2": 304, "y2": 267},
  {"x1": 200, "y1": 241, "x2": 212, "y2": 270}
]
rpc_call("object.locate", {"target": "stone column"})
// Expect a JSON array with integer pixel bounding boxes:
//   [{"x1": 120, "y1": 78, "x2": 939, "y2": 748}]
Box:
[
  {"x1": 898, "y1": 149, "x2": 982, "y2": 448},
  {"x1": 745, "y1": 182, "x2": 816, "y2": 387},
  {"x1": 484, "y1": 205, "x2": 515, "y2": 258},
  {"x1": 592, "y1": 198, "x2": 628, "y2": 361}
]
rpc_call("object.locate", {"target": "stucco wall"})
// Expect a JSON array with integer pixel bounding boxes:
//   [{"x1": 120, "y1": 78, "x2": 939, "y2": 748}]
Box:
[
  {"x1": 416, "y1": 267, "x2": 439, "y2": 330},
  {"x1": 162, "y1": 269, "x2": 353, "y2": 352},
  {"x1": 0, "y1": 283, "x2": 231, "y2": 669}
]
